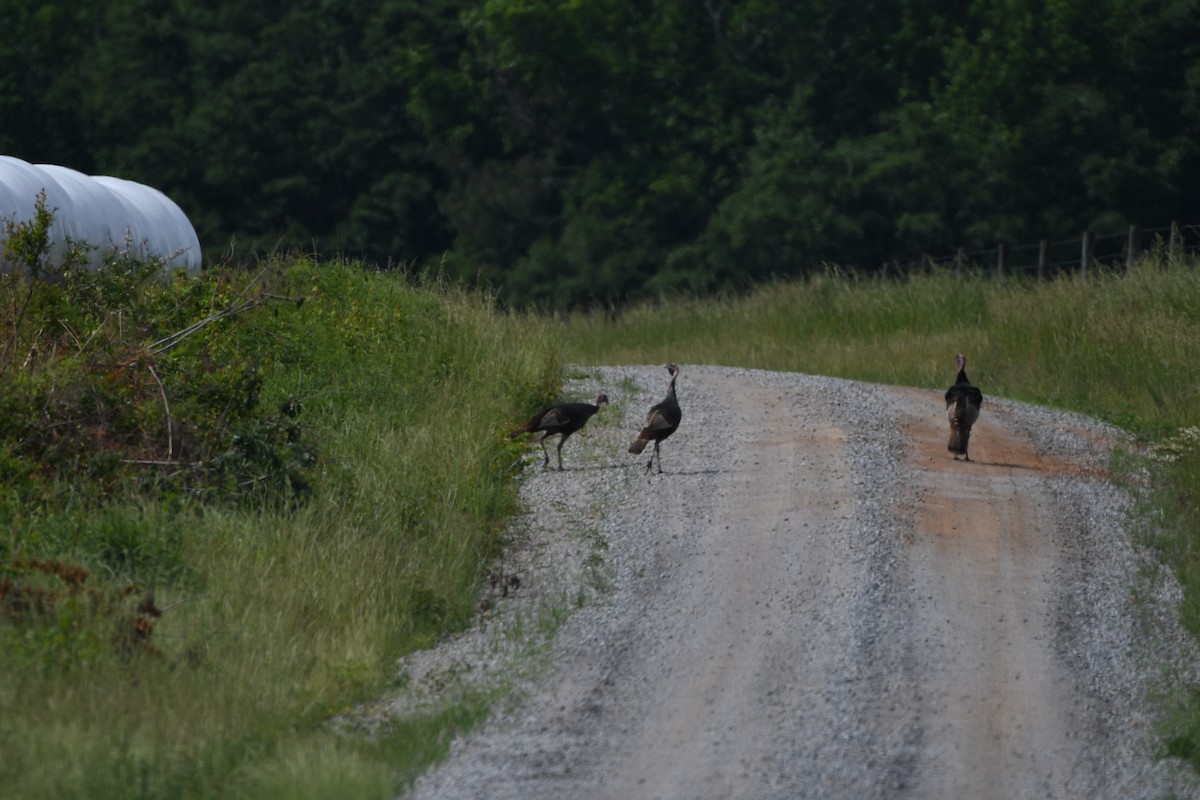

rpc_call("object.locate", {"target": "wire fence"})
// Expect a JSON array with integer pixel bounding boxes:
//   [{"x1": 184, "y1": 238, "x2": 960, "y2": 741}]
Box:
[{"x1": 884, "y1": 222, "x2": 1200, "y2": 279}]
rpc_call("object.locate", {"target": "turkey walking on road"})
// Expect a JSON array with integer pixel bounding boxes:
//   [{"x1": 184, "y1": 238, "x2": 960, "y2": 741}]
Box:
[
  {"x1": 510, "y1": 393, "x2": 609, "y2": 470},
  {"x1": 629, "y1": 363, "x2": 682, "y2": 474},
  {"x1": 945, "y1": 353, "x2": 983, "y2": 461}
]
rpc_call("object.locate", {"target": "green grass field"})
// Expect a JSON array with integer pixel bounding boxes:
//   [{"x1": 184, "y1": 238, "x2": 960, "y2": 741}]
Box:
[
  {"x1": 4, "y1": 249, "x2": 1200, "y2": 797},
  {"x1": 560, "y1": 259, "x2": 1199, "y2": 436}
]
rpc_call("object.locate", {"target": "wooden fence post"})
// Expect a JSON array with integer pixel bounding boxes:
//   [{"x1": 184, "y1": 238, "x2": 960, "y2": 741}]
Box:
[
  {"x1": 955, "y1": 247, "x2": 966, "y2": 280},
  {"x1": 996, "y1": 243, "x2": 1007, "y2": 281},
  {"x1": 1170, "y1": 221, "x2": 1181, "y2": 263},
  {"x1": 1081, "y1": 231, "x2": 1094, "y2": 279},
  {"x1": 1037, "y1": 239, "x2": 1048, "y2": 281},
  {"x1": 1126, "y1": 224, "x2": 1140, "y2": 271}
]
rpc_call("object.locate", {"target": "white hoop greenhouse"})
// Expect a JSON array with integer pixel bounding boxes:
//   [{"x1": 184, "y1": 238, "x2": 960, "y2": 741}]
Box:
[{"x1": 0, "y1": 155, "x2": 201, "y2": 275}]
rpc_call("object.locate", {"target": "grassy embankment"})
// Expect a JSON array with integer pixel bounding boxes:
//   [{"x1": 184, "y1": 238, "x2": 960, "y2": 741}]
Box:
[
  {"x1": 7, "y1": 239, "x2": 1200, "y2": 796},
  {"x1": 0, "y1": 250, "x2": 562, "y2": 799}
]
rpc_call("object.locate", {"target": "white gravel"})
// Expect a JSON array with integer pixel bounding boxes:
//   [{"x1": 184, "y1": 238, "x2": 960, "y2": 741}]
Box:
[{"x1": 376, "y1": 366, "x2": 1200, "y2": 799}]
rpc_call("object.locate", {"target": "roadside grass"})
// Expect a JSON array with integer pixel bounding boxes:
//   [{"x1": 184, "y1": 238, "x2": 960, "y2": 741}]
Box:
[
  {"x1": 560, "y1": 256, "x2": 1199, "y2": 437},
  {"x1": 0, "y1": 256, "x2": 560, "y2": 799}
]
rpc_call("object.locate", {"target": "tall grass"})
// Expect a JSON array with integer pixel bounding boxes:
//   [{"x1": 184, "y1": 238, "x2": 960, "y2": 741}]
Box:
[
  {"x1": 561, "y1": 256, "x2": 1200, "y2": 437},
  {"x1": 0, "y1": 258, "x2": 559, "y2": 798}
]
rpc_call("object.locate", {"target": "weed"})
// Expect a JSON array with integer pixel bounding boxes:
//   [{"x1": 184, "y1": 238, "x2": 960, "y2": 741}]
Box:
[{"x1": 0, "y1": 557, "x2": 163, "y2": 666}]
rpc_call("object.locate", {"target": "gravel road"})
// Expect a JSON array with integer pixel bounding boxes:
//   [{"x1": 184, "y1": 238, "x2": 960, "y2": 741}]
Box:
[{"x1": 390, "y1": 365, "x2": 1200, "y2": 799}]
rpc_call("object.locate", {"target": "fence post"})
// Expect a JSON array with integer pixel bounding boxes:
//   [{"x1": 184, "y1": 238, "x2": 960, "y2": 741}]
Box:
[
  {"x1": 1081, "y1": 231, "x2": 1094, "y2": 279},
  {"x1": 1126, "y1": 224, "x2": 1140, "y2": 271},
  {"x1": 1169, "y1": 221, "x2": 1181, "y2": 263},
  {"x1": 955, "y1": 247, "x2": 966, "y2": 280},
  {"x1": 1037, "y1": 240, "x2": 1048, "y2": 280},
  {"x1": 996, "y1": 243, "x2": 1007, "y2": 281}
]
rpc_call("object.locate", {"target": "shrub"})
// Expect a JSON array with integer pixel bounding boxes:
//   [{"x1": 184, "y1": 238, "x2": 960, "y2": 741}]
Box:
[{"x1": 1, "y1": 202, "x2": 316, "y2": 509}]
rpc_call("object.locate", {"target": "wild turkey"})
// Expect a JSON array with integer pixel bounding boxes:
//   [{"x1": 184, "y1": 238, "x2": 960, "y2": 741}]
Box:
[
  {"x1": 629, "y1": 363, "x2": 682, "y2": 474},
  {"x1": 945, "y1": 353, "x2": 983, "y2": 461},
  {"x1": 509, "y1": 393, "x2": 608, "y2": 470}
]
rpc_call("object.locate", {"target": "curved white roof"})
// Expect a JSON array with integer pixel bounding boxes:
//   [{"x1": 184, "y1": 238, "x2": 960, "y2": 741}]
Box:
[{"x1": 0, "y1": 156, "x2": 201, "y2": 275}]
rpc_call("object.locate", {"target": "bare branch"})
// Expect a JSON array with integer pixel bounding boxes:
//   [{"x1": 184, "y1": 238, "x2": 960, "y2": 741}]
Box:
[
  {"x1": 145, "y1": 363, "x2": 173, "y2": 459},
  {"x1": 146, "y1": 295, "x2": 265, "y2": 355},
  {"x1": 157, "y1": 593, "x2": 211, "y2": 615},
  {"x1": 147, "y1": 270, "x2": 302, "y2": 357}
]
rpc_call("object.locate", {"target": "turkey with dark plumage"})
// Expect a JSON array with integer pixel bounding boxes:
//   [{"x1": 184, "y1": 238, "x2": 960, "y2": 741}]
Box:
[
  {"x1": 629, "y1": 363, "x2": 682, "y2": 474},
  {"x1": 945, "y1": 353, "x2": 983, "y2": 461},
  {"x1": 510, "y1": 393, "x2": 608, "y2": 470}
]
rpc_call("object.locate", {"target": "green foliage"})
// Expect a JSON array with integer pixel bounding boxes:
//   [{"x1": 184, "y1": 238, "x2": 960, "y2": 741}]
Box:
[
  {"x1": 0, "y1": 252, "x2": 559, "y2": 799},
  {"x1": 0, "y1": 1, "x2": 94, "y2": 165},
  {"x1": 1143, "y1": 429, "x2": 1200, "y2": 774},
  {"x1": 411, "y1": 0, "x2": 1200, "y2": 306},
  {"x1": 2, "y1": 189, "x2": 55, "y2": 277},
  {"x1": 9, "y1": 0, "x2": 1200, "y2": 306},
  {"x1": 0, "y1": 202, "x2": 320, "y2": 692},
  {"x1": 1, "y1": 221, "x2": 317, "y2": 508}
]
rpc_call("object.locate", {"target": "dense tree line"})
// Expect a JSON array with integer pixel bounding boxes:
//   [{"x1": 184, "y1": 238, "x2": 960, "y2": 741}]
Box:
[{"x1": 3, "y1": 0, "x2": 1199, "y2": 308}]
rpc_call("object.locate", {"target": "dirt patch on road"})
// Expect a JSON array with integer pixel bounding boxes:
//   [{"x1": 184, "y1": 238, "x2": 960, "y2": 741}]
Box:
[
  {"x1": 894, "y1": 385, "x2": 1114, "y2": 480},
  {"x1": 886, "y1": 386, "x2": 1102, "y2": 796}
]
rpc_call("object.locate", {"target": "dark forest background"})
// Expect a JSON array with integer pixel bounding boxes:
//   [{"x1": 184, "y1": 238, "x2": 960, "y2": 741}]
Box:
[{"x1": 3, "y1": 0, "x2": 1199, "y2": 308}]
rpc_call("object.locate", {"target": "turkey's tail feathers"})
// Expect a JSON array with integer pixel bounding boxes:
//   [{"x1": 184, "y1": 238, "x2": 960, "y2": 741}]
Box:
[
  {"x1": 947, "y1": 396, "x2": 974, "y2": 455},
  {"x1": 948, "y1": 422, "x2": 970, "y2": 455},
  {"x1": 508, "y1": 413, "x2": 542, "y2": 439},
  {"x1": 628, "y1": 434, "x2": 650, "y2": 455}
]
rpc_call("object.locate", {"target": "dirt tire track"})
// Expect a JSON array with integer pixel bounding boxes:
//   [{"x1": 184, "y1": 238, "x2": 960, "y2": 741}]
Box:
[
  {"x1": 399, "y1": 367, "x2": 1196, "y2": 800},
  {"x1": 892, "y1": 386, "x2": 1116, "y2": 796}
]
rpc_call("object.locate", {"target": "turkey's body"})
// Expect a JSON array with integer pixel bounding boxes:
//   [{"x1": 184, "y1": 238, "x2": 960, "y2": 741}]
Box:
[
  {"x1": 945, "y1": 354, "x2": 983, "y2": 461},
  {"x1": 510, "y1": 393, "x2": 608, "y2": 470},
  {"x1": 629, "y1": 364, "x2": 682, "y2": 474}
]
